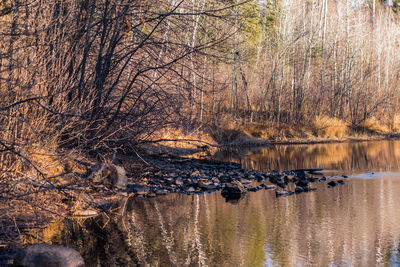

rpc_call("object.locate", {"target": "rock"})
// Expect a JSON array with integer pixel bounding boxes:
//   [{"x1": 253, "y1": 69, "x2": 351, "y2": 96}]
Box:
[
  {"x1": 221, "y1": 181, "x2": 246, "y2": 196},
  {"x1": 319, "y1": 177, "x2": 327, "y2": 181},
  {"x1": 175, "y1": 178, "x2": 184, "y2": 186},
  {"x1": 294, "y1": 170, "x2": 306, "y2": 179},
  {"x1": 304, "y1": 186, "x2": 317, "y2": 192},
  {"x1": 187, "y1": 187, "x2": 195, "y2": 193},
  {"x1": 88, "y1": 163, "x2": 127, "y2": 189},
  {"x1": 342, "y1": 175, "x2": 349, "y2": 178},
  {"x1": 14, "y1": 244, "x2": 84, "y2": 267},
  {"x1": 189, "y1": 177, "x2": 198, "y2": 185},
  {"x1": 264, "y1": 185, "x2": 277, "y2": 190},
  {"x1": 191, "y1": 170, "x2": 201, "y2": 176},
  {"x1": 198, "y1": 181, "x2": 217, "y2": 190},
  {"x1": 275, "y1": 190, "x2": 294, "y2": 197},
  {"x1": 269, "y1": 175, "x2": 281, "y2": 184},
  {"x1": 109, "y1": 164, "x2": 128, "y2": 188},
  {"x1": 240, "y1": 179, "x2": 252, "y2": 185},
  {"x1": 247, "y1": 186, "x2": 258, "y2": 192},
  {"x1": 327, "y1": 181, "x2": 338, "y2": 187},
  {"x1": 337, "y1": 180, "x2": 346, "y2": 185},
  {"x1": 154, "y1": 188, "x2": 167, "y2": 195},
  {"x1": 211, "y1": 177, "x2": 220, "y2": 183},
  {"x1": 296, "y1": 179, "x2": 308, "y2": 187},
  {"x1": 295, "y1": 186, "x2": 304, "y2": 194},
  {"x1": 277, "y1": 181, "x2": 286, "y2": 189},
  {"x1": 128, "y1": 185, "x2": 149, "y2": 195},
  {"x1": 309, "y1": 177, "x2": 318, "y2": 183}
]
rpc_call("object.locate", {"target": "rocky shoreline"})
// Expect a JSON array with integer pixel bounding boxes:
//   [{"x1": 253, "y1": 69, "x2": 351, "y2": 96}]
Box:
[{"x1": 88, "y1": 155, "x2": 347, "y2": 202}]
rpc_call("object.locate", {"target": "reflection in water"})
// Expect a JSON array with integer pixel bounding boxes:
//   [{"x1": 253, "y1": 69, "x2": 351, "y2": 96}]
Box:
[
  {"x1": 48, "y1": 175, "x2": 400, "y2": 267},
  {"x1": 215, "y1": 140, "x2": 400, "y2": 172}
]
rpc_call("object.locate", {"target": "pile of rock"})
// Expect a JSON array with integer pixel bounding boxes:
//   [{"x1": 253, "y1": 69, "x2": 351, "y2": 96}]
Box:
[{"x1": 84, "y1": 157, "x2": 349, "y2": 200}]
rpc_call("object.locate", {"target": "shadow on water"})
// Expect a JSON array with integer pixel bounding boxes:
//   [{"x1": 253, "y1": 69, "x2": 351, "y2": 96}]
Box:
[{"x1": 12, "y1": 140, "x2": 400, "y2": 266}]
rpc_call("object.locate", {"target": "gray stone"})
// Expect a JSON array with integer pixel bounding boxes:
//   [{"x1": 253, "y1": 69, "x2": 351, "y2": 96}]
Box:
[
  {"x1": 88, "y1": 163, "x2": 127, "y2": 189},
  {"x1": 175, "y1": 178, "x2": 184, "y2": 186},
  {"x1": 14, "y1": 244, "x2": 84, "y2": 267},
  {"x1": 187, "y1": 187, "x2": 195, "y2": 193},
  {"x1": 264, "y1": 185, "x2": 277, "y2": 190}
]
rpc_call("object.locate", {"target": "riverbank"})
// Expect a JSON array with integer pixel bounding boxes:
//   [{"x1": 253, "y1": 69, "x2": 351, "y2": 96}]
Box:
[
  {"x1": 206, "y1": 118, "x2": 400, "y2": 148},
  {"x1": 0, "y1": 148, "x2": 349, "y2": 255}
]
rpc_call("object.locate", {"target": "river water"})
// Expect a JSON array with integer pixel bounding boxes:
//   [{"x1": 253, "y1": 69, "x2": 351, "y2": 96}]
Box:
[{"x1": 49, "y1": 140, "x2": 400, "y2": 266}]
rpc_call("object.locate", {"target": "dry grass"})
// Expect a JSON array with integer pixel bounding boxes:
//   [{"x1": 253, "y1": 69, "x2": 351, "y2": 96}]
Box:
[
  {"x1": 243, "y1": 123, "x2": 306, "y2": 140},
  {"x1": 311, "y1": 116, "x2": 348, "y2": 138},
  {"x1": 209, "y1": 126, "x2": 248, "y2": 144},
  {"x1": 243, "y1": 124, "x2": 276, "y2": 139},
  {"x1": 358, "y1": 117, "x2": 389, "y2": 134},
  {"x1": 390, "y1": 114, "x2": 400, "y2": 133}
]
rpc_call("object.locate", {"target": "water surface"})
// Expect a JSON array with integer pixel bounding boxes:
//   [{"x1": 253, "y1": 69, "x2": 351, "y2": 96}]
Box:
[{"x1": 46, "y1": 140, "x2": 400, "y2": 266}]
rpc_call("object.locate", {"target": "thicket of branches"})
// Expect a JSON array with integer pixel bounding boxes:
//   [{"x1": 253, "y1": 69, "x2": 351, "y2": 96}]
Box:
[{"x1": 0, "y1": 0, "x2": 237, "y2": 184}]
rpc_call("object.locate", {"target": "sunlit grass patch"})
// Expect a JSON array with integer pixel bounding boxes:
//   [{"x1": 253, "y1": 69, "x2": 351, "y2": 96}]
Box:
[
  {"x1": 358, "y1": 117, "x2": 389, "y2": 134},
  {"x1": 390, "y1": 114, "x2": 400, "y2": 133},
  {"x1": 311, "y1": 116, "x2": 348, "y2": 138}
]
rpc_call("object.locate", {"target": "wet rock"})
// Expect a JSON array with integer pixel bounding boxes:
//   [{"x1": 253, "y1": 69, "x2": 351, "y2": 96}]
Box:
[
  {"x1": 187, "y1": 187, "x2": 195, "y2": 193},
  {"x1": 309, "y1": 177, "x2": 318, "y2": 183},
  {"x1": 154, "y1": 188, "x2": 167, "y2": 195},
  {"x1": 240, "y1": 179, "x2": 252, "y2": 185},
  {"x1": 327, "y1": 181, "x2": 338, "y2": 187},
  {"x1": 296, "y1": 179, "x2": 308, "y2": 187},
  {"x1": 337, "y1": 180, "x2": 346, "y2": 185},
  {"x1": 14, "y1": 244, "x2": 84, "y2": 267},
  {"x1": 304, "y1": 186, "x2": 317, "y2": 192},
  {"x1": 247, "y1": 186, "x2": 259, "y2": 192},
  {"x1": 319, "y1": 176, "x2": 327, "y2": 181},
  {"x1": 283, "y1": 176, "x2": 289, "y2": 184},
  {"x1": 127, "y1": 185, "x2": 149, "y2": 195},
  {"x1": 342, "y1": 175, "x2": 349, "y2": 178},
  {"x1": 275, "y1": 190, "x2": 294, "y2": 197},
  {"x1": 223, "y1": 194, "x2": 245, "y2": 204},
  {"x1": 221, "y1": 180, "x2": 246, "y2": 196},
  {"x1": 201, "y1": 184, "x2": 217, "y2": 190},
  {"x1": 277, "y1": 181, "x2": 286, "y2": 189},
  {"x1": 264, "y1": 185, "x2": 277, "y2": 190},
  {"x1": 294, "y1": 170, "x2": 306, "y2": 179},
  {"x1": 198, "y1": 181, "x2": 217, "y2": 190},
  {"x1": 269, "y1": 175, "x2": 281, "y2": 184},
  {"x1": 295, "y1": 186, "x2": 305, "y2": 194}
]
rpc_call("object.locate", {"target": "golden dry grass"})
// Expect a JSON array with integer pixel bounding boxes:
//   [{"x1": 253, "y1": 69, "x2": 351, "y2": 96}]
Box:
[
  {"x1": 311, "y1": 116, "x2": 348, "y2": 138},
  {"x1": 390, "y1": 114, "x2": 400, "y2": 133},
  {"x1": 359, "y1": 117, "x2": 389, "y2": 134}
]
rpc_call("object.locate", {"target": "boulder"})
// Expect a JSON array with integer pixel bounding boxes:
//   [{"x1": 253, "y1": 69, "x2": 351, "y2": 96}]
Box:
[
  {"x1": 14, "y1": 244, "x2": 84, "y2": 267},
  {"x1": 221, "y1": 180, "x2": 246, "y2": 196},
  {"x1": 88, "y1": 163, "x2": 127, "y2": 189}
]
